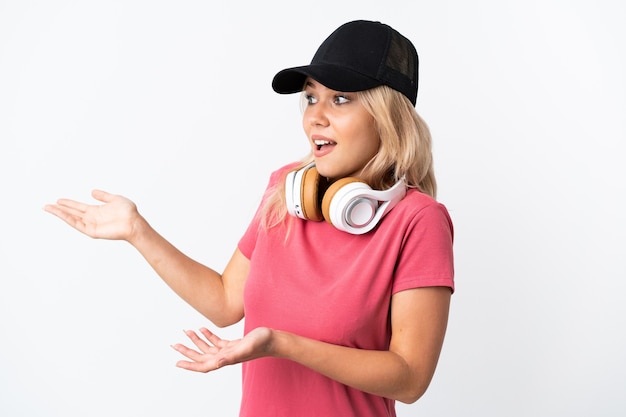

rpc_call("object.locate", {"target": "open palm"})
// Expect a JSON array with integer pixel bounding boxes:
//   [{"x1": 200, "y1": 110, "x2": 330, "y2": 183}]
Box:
[
  {"x1": 172, "y1": 327, "x2": 274, "y2": 373},
  {"x1": 44, "y1": 189, "x2": 139, "y2": 241}
]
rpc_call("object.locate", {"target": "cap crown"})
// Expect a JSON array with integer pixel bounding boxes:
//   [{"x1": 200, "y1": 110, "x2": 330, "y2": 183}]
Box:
[{"x1": 312, "y1": 20, "x2": 418, "y2": 104}]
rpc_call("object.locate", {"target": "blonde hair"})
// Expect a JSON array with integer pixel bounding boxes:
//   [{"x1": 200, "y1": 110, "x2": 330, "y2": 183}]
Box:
[{"x1": 259, "y1": 85, "x2": 436, "y2": 231}]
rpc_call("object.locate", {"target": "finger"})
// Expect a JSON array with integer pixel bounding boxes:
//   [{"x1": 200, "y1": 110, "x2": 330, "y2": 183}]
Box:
[
  {"x1": 91, "y1": 189, "x2": 115, "y2": 203},
  {"x1": 170, "y1": 343, "x2": 204, "y2": 361},
  {"x1": 170, "y1": 344, "x2": 223, "y2": 373},
  {"x1": 175, "y1": 358, "x2": 221, "y2": 373},
  {"x1": 199, "y1": 327, "x2": 229, "y2": 349},
  {"x1": 43, "y1": 204, "x2": 88, "y2": 233},
  {"x1": 184, "y1": 329, "x2": 219, "y2": 354},
  {"x1": 52, "y1": 203, "x2": 88, "y2": 219},
  {"x1": 54, "y1": 198, "x2": 90, "y2": 214},
  {"x1": 43, "y1": 204, "x2": 71, "y2": 218}
]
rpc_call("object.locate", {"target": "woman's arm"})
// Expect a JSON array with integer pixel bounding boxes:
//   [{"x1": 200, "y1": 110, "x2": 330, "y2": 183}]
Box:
[
  {"x1": 277, "y1": 286, "x2": 451, "y2": 403},
  {"x1": 44, "y1": 189, "x2": 248, "y2": 327},
  {"x1": 173, "y1": 286, "x2": 451, "y2": 403},
  {"x1": 129, "y1": 221, "x2": 249, "y2": 327}
]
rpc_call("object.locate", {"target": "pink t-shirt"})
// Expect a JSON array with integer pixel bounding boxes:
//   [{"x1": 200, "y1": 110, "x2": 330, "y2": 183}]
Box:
[{"x1": 237, "y1": 166, "x2": 454, "y2": 417}]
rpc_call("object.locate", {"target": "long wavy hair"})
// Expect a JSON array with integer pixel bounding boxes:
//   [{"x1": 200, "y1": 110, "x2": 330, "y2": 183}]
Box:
[{"x1": 259, "y1": 85, "x2": 437, "y2": 231}]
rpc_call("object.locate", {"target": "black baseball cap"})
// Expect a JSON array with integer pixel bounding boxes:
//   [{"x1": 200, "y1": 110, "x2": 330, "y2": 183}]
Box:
[{"x1": 272, "y1": 20, "x2": 419, "y2": 105}]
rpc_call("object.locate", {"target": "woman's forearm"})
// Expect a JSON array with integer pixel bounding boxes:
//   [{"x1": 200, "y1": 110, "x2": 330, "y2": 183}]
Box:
[
  {"x1": 270, "y1": 330, "x2": 429, "y2": 403},
  {"x1": 128, "y1": 215, "x2": 244, "y2": 327},
  {"x1": 268, "y1": 288, "x2": 450, "y2": 403}
]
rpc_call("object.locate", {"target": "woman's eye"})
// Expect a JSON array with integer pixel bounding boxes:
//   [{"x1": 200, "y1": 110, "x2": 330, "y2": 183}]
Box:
[
  {"x1": 305, "y1": 94, "x2": 318, "y2": 104},
  {"x1": 334, "y1": 95, "x2": 350, "y2": 105}
]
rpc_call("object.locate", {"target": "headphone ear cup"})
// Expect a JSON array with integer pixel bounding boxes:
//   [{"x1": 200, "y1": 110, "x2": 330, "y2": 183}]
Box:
[
  {"x1": 300, "y1": 166, "x2": 324, "y2": 222},
  {"x1": 321, "y1": 177, "x2": 365, "y2": 225}
]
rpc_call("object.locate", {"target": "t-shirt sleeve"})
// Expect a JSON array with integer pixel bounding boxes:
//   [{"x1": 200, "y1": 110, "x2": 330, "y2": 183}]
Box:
[
  {"x1": 238, "y1": 164, "x2": 296, "y2": 260},
  {"x1": 392, "y1": 202, "x2": 455, "y2": 294}
]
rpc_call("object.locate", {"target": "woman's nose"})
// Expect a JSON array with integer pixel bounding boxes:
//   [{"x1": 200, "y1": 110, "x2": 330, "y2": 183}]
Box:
[{"x1": 306, "y1": 103, "x2": 329, "y2": 127}]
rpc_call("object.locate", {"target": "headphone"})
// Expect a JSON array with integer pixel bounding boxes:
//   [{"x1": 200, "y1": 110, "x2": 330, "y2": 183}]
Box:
[{"x1": 285, "y1": 162, "x2": 407, "y2": 235}]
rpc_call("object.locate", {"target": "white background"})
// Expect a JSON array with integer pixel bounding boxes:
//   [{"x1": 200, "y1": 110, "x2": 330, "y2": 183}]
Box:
[{"x1": 1, "y1": 0, "x2": 624, "y2": 416}]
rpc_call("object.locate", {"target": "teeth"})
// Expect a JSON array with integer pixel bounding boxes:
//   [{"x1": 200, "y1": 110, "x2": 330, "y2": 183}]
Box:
[{"x1": 314, "y1": 139, "x2": 334, "y2": 146}]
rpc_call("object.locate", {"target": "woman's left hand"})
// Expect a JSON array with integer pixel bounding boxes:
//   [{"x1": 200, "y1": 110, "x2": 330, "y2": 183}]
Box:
[{"x1": 172, "y1": 327, "x2": 273, "y2": 373}]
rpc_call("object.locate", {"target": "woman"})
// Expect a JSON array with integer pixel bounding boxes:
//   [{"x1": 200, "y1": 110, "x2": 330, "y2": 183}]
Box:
[{"x1": 45, "y1": 20, "x2": 454, "y2": 417}]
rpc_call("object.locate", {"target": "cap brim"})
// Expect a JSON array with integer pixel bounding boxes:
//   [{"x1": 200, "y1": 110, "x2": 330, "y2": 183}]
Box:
[{"x1": 272, "y1": 64, "x2": 382, "y2": 95}]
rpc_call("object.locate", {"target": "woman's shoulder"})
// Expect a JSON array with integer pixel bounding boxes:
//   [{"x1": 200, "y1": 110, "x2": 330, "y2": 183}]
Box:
[
  {"x1": 392, "y1": 188, "x2": 453, "y2": 227},
  {"x1": 401, "y1": 188, "x2": 444, "y2": 210}
]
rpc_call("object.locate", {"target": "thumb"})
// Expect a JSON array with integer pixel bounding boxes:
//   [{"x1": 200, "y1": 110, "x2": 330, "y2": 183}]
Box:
[{"x1": 91, "y1": 189, "x2": 114, "y2": 203}]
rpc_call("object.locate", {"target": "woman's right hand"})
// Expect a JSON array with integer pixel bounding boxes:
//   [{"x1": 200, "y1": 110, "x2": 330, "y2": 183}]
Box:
[{"x1": 44, "y1": 189, "x2": 142, "y2": 242}]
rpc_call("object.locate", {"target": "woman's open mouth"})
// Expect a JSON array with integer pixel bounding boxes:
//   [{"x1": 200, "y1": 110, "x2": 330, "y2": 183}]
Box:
[{"x1": 314, "y1": 139, "x2": 336, "y2": 151}]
